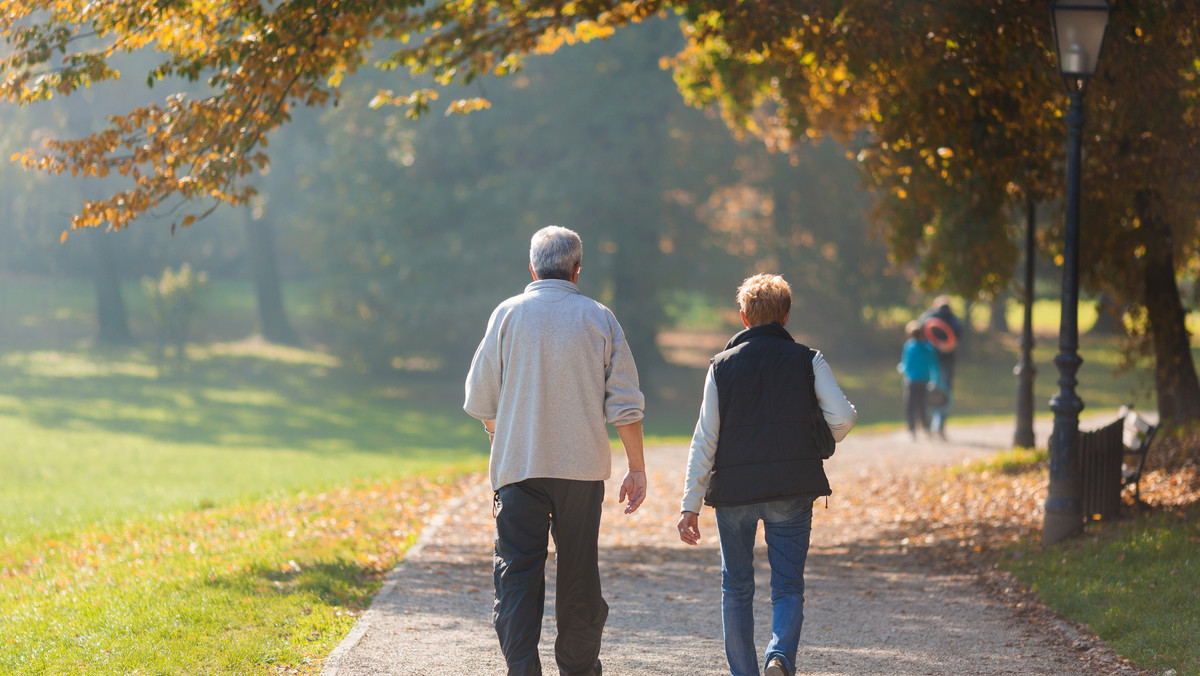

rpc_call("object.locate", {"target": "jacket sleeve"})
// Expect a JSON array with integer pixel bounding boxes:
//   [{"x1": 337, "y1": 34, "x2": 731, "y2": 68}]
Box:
[
  {"x1": 813, "y1": 351, "x2": 857, "y2": 442},
  {"x1": 603, "y1": 316, "x2": 645, "y2": 426},
  {"x1": 463, "y1": 308, "x2": 504, "y2": 421},
  {"x1": 680, "y1": 365, "x2": 719, "y2": 513}
]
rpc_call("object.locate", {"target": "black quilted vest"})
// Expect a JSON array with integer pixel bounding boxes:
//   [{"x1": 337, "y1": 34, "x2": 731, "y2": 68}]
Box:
[{"x1": 704, "y1": 323, "x2": 832, "y2": 507}]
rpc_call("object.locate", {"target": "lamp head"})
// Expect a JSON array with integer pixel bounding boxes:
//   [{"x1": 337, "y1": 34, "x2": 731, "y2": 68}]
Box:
[{"x1": 1050, "y1": 0, "x2": 1113, "y2": 90}]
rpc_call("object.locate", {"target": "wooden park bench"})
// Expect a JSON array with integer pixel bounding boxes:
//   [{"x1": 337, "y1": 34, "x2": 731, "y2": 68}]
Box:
[{"x1": 1079, "y1": 407, "x2": 1158, "y2": 521}]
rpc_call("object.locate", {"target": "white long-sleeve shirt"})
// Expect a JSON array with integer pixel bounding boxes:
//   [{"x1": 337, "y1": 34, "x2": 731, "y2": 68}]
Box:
[{"x1": 680, "y1": 351, "x2": 857, "y2": 513}]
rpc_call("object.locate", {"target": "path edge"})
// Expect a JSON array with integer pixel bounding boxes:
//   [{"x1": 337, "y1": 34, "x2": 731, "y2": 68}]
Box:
[{"x1": 318, "y1": 489, "x2": 479, "y2": 676}]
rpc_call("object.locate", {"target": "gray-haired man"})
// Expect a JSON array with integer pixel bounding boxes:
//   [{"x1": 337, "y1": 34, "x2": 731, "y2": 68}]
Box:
[{"x1": 465, "y1": 225, "x2": 647, "y2": 676}]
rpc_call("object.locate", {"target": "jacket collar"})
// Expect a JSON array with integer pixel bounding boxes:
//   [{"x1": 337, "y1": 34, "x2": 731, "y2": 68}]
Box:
[
  {"x1": 725, "y1": 322, "x2": 794, "y2": 350},
  {"x1": 525, "y1": 278, "x2": 580, "y2": 294}
]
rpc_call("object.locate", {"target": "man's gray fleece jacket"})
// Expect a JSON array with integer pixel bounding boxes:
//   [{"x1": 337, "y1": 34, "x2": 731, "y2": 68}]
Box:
[{"x1": 464, "y1": 279, "x2": 645, "y2": 491}]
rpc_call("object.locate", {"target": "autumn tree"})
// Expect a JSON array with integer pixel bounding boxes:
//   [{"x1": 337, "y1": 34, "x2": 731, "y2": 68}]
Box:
[
  {"x1": 666, "y1": 2, "x2": 1200, "y2": 428},
  {"x1": 284, "y1": 18, "x2": 741, "y2": 372},
  {"x1": 0, "y1": 1, "x2": 667, "y2": 232},
  {"x1": 5, "y1": 0, "x2": 1198, "y2": 426}
]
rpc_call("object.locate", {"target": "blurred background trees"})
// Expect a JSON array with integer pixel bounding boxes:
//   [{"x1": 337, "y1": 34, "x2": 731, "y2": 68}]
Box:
[
  {"x1": 2, "y1": 1, "x2": 1197, "y2": 432},
  {"x1": 1, "y1": 16, "x2": 903, "y2": 379}
]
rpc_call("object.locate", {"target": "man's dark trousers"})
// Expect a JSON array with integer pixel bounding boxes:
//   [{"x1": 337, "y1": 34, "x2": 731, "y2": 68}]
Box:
[{"x1": 494, "y1": 478, "x2": 607, "y2": 676}]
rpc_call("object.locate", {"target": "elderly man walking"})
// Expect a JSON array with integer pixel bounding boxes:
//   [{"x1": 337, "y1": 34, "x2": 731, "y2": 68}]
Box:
[
  {"x1": 464, "y1": 225, "x2": 647, "y2": 676},
  {"x1": 677, "y1": 273, "x2": 856, "y2": 676}
]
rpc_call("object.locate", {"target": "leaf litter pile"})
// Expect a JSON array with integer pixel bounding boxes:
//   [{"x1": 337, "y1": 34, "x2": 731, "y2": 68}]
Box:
[{"x1": 842, "y1": 456, "x2": 1199, "y2": 568}]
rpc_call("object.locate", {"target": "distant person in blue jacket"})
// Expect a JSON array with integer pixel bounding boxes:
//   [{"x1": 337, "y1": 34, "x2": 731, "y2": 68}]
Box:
[
  {"x1": 898, "y1": 320, "x2": 939, "y2": 440},
  {"x1": 920, "y1": 297, "x2": 963, "y2": 440}
]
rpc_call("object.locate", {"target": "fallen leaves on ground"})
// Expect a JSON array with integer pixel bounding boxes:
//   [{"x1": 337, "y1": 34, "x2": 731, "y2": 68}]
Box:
[
  {"x1": 2, "y1": 475, "x2": 472, "y2": 602},
  {"x1": 833, "y1": 450, "x2": 1200, "y2": 572}
]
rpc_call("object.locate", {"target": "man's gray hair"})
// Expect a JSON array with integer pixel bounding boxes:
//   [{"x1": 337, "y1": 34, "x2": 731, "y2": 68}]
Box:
[{"x1": 530, "y1": 226, "x2": 583, "y2": 280}]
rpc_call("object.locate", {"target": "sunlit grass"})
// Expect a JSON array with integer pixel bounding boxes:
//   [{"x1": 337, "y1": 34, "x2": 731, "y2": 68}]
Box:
[
  {"x1": 0, "y1": 341, "x2": 487, "y2": 674},
  {"x1": 1001, "y1": 297, "x2": 1101, "y2": 335},
  {"x1": 1000, "y1": 504, "x2": 1200, "y2": 675},
  {"x1": 1, "y1": 475, "x2": 467, "y2": 675},
  {"x1": 0, "y1": 346, "x2": 486, "y2": 541},
  {"x1": 0, "y1": 275, "x2": 323, "y2": 349},
  {"x1": 963, "y1": 446, "x2": 1049, "y2": 474}
]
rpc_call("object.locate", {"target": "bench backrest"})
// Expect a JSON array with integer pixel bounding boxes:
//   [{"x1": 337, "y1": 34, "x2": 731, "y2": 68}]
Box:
[{"x1": 1121, "y1": 408, "x2": 1156, "y2": 453}]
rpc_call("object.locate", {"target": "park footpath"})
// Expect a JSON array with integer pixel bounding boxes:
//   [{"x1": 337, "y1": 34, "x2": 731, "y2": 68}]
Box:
[{"x1": 320, "y1": 418, "x2": 1150, "y2": 676}]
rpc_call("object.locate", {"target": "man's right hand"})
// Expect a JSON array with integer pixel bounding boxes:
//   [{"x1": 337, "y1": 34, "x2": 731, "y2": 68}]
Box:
[
  {"x1": 677, "y1": 511, "x2": 700, "y2": 545},
  {"x1": 619, "y1": 469, "x2": 647, "y2": 514}
]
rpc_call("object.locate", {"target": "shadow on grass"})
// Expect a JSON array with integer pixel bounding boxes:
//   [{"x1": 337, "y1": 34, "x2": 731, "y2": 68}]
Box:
[
  {"x1": 236, "y1": 558, "x2": 391, "y2": 612},
  {"x1": 0, "y1": 348, "x2": 477, "y2": 456}
]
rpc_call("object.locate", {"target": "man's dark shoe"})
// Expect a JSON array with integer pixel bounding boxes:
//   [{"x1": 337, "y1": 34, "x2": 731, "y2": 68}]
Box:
[
  {"x1": 593, "y1": 659, "x2": 602, "y2": 676},
  {"x1": 765, "y1": 657, "x2": 789, "y2": 676}
]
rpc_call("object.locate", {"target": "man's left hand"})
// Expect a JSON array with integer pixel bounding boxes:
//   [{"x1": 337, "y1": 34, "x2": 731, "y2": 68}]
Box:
[{"x1": 619, "y1": 469, "x2": 647, "y2": 514}]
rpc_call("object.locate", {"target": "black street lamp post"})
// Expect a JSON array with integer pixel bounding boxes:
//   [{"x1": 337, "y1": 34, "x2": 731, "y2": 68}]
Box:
[
  {"x1": 1014, "y1": 197, "x2": 1037, "y2": 450},
  {"x1": 1043, "y1": 0, "x2": 1113, "y2": 545}
]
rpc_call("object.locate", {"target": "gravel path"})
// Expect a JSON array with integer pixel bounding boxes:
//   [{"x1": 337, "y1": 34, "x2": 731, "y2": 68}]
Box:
[{"x1": 321, "y1": 418, "x2": 1146, "y2": 675}]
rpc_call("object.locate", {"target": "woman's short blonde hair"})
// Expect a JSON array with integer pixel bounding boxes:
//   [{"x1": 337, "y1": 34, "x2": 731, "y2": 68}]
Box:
[{"x1": 736, "y1": 274, "x2": 791, "y2": 327}]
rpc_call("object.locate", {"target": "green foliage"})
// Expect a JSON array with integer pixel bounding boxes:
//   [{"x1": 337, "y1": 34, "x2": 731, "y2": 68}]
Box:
[
  {"x1": 1001, "y1": 504, "x2": 1200, "y2": 675},
  {"x1": 0, "y1": 2, "x2": 909, "y2": 377},
  {"x1": 282, "y1": 20, "x2": 903, "y2": 372},
  {"x1": 142, "y1": 263, "x2": 208, "y2": 374},
  {"x1": 5, "y1": 0, "x2": 1199, "y2": 425},
  {"x1": 288, "y1": 21, "x2": 700, "y2": 370}
]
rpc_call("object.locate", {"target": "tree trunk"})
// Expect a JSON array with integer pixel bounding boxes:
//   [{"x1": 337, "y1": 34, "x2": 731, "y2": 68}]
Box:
[
  {"x1": 91, "y1": 230, "x2": 133, "y2": 345},
  {"x1": 961, "y1": 300, "x2": 973, "y2": 347},
  {"x1": 1137, "y1": 193, "x2": 1200, "y2": 427},
  {"x1": 1012, "y1": 196, "x2": 1037, "y2": 449},
  {"x1": 988, "y1": 293, "x2": 1010, "y2": 333},
  {"x1": 1087, "y1": 293, "x2": 1125, "y2": 336},
  {"x1": 246, "y1": 219, "x2": 300, "y2": 345},
  {"x1": 1142, "y1": 255, "x2": 1200, "y2": 426}
]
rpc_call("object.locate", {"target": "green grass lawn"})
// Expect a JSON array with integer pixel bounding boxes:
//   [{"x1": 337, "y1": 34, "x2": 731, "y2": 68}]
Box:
[
  {"x1": 0, "y1": 344, "x2": 484, "y2": 541},
  {"x1": 0, "y1": 341, "x2": 487, "y2": 674},
  {"x1": 1000, "y1": 505, "x2": 1200, "y2": 675}
]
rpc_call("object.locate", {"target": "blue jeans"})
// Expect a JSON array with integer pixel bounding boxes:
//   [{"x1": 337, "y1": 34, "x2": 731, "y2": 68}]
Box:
[{"x1": 715, "y1": 498, "x2": 813, "y2": 676}]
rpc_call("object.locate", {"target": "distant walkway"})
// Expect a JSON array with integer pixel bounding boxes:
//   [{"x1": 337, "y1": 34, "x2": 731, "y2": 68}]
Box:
[{"x1": 321, "y1": 417, "x2": 1145, "y2": 675}]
